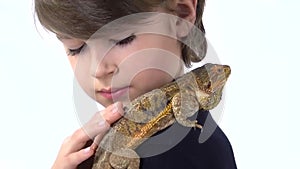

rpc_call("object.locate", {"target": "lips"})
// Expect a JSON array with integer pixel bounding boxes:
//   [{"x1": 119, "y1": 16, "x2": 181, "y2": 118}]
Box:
[{"x1": 97, "y1": 87, "x2": 129, "y2": 100}]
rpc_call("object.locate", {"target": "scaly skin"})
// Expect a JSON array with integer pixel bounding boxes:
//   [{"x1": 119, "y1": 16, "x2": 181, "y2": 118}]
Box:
[{"x1": 92, "y1": 63, "x2": 231, "y2": 169}]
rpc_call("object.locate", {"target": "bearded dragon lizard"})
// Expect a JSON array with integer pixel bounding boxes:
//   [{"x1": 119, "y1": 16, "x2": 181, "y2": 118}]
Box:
[{"x1": 92, "y1": 63, "x2": 231, "y2": 169}]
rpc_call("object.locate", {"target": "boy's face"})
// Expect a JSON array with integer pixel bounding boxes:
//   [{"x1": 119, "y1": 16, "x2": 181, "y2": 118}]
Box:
[
  {"x1": 58, "y1": 14, "x2": 184, "y2": 107},
  {"x1": 59, "y1": 35, "x2": 183, "y2": 107}
]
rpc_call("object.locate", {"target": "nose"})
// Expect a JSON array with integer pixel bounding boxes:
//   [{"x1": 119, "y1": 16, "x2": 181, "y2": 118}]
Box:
[
  {"x1": 92, "y1": 56, "x2": 118, "y2": 79},
  {"x1": 223, "y1": 65, "x2": 231, "y2": 79}
]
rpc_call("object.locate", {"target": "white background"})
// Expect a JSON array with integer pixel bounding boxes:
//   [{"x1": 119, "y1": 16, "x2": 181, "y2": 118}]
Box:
[{"x1": 0, "y1": 0, "x2": 299, "y2": 168}]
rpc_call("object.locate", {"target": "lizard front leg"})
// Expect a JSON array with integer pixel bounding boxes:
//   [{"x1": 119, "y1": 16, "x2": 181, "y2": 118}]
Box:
[
  {"x1": 171, "y1": 92, "x2": 202, "y2": 129},
  {"x1": 92, "y1": 149, "x2": 113, "y2": 169},
  {"x1": 109, "y1": 148, "x2": 140, "y2": 169}
]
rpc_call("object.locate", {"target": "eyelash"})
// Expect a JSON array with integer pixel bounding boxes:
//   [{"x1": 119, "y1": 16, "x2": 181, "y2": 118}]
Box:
[
  {"x1": 67, "y1": 35, "x2": 136, "y2": 56},
  {"x1": 67, "y1": 44, "x2": 86, "y2": 56},
  {"x1": 115, "y1": 35, "x2": 136, "y2": 47}
]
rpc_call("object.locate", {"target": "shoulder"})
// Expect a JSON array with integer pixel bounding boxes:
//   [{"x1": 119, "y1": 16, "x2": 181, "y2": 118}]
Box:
[{"x1": 138, "y1": 110, "x2": 237, "y2": 169}]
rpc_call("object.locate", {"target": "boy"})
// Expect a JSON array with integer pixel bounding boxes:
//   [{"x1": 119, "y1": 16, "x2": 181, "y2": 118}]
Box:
[{"x1": 35, "y1": 0, "x2": 237, "y2": 168}]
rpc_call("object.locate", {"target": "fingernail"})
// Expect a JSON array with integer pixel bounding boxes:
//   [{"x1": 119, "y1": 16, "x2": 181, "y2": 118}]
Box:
[
  {"x1": 91, "y1": 144, "x2": 98, "y2": 151},
  {"x1": 84, "y1": 147, "x2": 91, "y2": 153}
]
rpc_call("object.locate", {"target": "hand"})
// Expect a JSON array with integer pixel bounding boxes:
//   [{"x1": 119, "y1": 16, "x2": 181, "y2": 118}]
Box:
[{"x1": 51, "y1": 102, "x2": 123, "y2": 169}]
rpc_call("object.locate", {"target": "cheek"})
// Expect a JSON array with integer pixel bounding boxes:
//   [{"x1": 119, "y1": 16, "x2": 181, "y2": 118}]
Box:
[
  {"x1": 68, "y1": 56, "x2": 78, "y2": 71},
  {"x1": 130, "y1": 69, "x2": 173, "y2": 97},
  {"x1": 68, "y1": 56, "x2": 95, "y2": 99},
  {"x1": 140, "y1": 70, "x2": 173, "y2": 86},
  {"x1": 112, "y1": 47, "x2": 184, "y2": 99},
  {"x1": 116, "y1": 48, "x2": 183, "y2": 81}
]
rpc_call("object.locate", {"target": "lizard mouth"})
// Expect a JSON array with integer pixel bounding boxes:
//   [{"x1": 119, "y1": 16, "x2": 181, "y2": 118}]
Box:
[{"x1": 223, "y1": 65, "x2": 231, "y2": 79}]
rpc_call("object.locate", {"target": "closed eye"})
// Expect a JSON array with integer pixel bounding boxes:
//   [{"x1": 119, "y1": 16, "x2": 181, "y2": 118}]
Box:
[
  {"x1": 67, "y1": 43, "x2": 86, "y2": 56},
  {"x1": 115, "y1": 35, "x2": 136, "y2": 47}
]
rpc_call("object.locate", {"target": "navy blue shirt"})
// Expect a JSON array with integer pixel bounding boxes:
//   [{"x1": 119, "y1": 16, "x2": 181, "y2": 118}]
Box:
[
  {"x1": 137, "y1": 110, "x2": 237, "y2": 169},
  {"x1": 78, "y1": 110, "x2": 237, "y2": 169}
]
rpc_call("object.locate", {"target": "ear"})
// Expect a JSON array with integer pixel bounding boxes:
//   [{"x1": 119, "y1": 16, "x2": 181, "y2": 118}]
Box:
[
  {"x1": 175, "y1": 0, "x2": 197, "y2": 23},
  {"x1": 174, "y1": 0, "x2": 198, "y2": 38}
]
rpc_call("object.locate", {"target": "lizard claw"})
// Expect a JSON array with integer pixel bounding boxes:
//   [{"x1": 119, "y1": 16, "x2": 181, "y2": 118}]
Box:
[
  {"x1": 195, "y1": 123, "x2": 203, "y2": 129},
  {"x1": 194, "y1": 120, "x2": 203, "y2": 129}
]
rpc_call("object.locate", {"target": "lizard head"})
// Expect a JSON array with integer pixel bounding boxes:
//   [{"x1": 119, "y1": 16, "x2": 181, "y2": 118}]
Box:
[
  {"x1": 192, "y1": 63, "x2": 231, "y2": 110},
  {"x1": 193, "y1": 63, "x2": 231, "y2": 94}
]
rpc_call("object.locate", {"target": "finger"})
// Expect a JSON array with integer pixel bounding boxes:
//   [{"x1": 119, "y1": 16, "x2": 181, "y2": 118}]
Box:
[
  {"x1": 90, "y1": 142, "x2": 98, "y2": 152},
  {"x1": 92, "y1": 134, "x2": 102, "y2": 150},
  {"x1": 66, "y1": 146, "x2": 95, "y2": 168},
  {"x1": 90, "y1": 102, "x2": 124, "y2": 152},
  {"x1": 65, "y1": 121, "x2": 109, "y2": 153},
  {"x1": 101, "y1": 102, "x2": 124, "y2": 124},
  {"x1": 83, "y1": 102, "x2": 123, "y2": 140},
  {"x1": 67, "y1": 102, "x2": 123, "y2": 152},
  {"x1": 91, "y1": 102, "x2": 124, "y2": 149}
]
